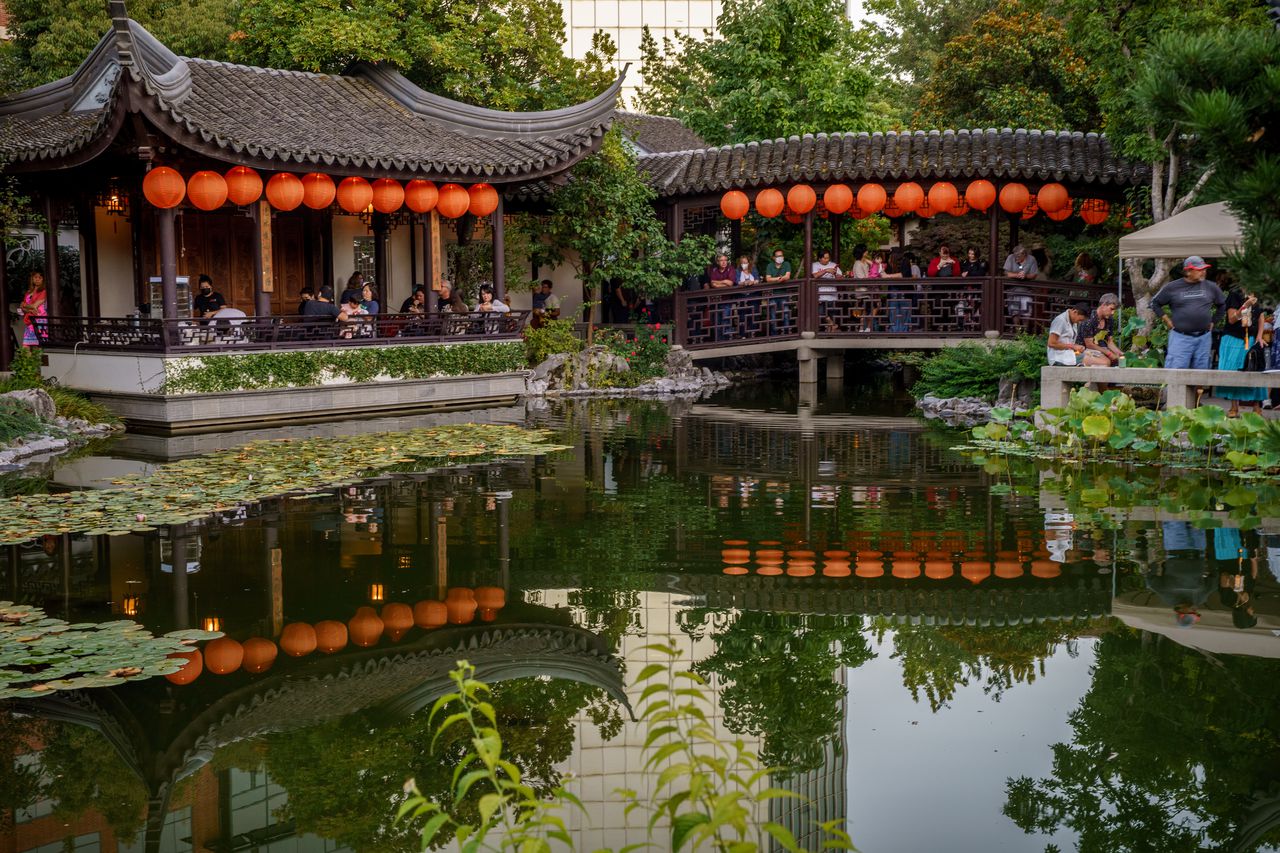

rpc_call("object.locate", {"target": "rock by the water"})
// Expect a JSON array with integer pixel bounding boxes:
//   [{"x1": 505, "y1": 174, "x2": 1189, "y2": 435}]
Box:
[
  {"x1": 3, "y1": 388, "x2": 56, "y2": 421},
  {"x1": 527, "y1": 343, "x2": 730, "y2": 399}
]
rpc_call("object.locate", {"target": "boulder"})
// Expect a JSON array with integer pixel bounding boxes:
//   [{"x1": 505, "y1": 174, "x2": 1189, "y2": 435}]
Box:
[
  {"x1": 532, "y1": 353, "x2": 569, "y2": 381},
  {"x1": 2, "y1": 388, "x2": 55, "y2": 422}
]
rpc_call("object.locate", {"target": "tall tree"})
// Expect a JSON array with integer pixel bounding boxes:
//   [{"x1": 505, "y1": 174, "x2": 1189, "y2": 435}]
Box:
[
  {"x1": 913, "y1": 1, "x2": 1098, "y2": 131},
  {"x1": 636, "y1": 0, "x2": 889, "y2": 145}
]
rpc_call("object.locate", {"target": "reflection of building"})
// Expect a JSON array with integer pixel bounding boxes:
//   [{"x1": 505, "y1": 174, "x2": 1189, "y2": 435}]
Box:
[{"x1": 771, "y1": 667, "x2": 849, "y2": 847}]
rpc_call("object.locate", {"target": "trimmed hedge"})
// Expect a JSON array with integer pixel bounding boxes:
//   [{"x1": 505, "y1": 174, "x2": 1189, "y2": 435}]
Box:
[{"x1": 160, "y1": 342, "x2": 526, "y2": 394}]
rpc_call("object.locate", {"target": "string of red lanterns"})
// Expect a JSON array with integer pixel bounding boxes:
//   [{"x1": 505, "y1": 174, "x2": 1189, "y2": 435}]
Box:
[
  {"x1": 714, "y1": 181, "x2": 1117, "y2": 225},
  {"x1": 138, "y1": 165, "x2": 497, "y2": 219}
]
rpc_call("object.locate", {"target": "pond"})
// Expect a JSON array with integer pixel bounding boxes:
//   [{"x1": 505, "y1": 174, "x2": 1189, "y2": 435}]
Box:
[{"x1": 2, "y1": 375, "x2": 1280, "y2": 853}]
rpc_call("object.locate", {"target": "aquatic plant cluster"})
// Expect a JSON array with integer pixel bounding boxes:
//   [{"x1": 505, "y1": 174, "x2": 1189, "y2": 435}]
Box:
[
  {"x1": 0, "y1": 424, "x2": 569, "y2": 543},
  {"x1": 965, "y1": 388, "x2": 1280, "y2": 477},
  {"x1": 0, "y1": 602, "x2": 220, "y2": 699}
]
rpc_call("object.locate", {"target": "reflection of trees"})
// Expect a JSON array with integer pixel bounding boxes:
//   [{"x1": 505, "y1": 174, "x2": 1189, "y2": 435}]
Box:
[
  {"x1": 881, "y1": 620, "x2": 1107, "y2": 712},
  {"x1": 694, "y1": 612, "x2": 874, "y2": 776},
  {"x1": 262, "y1": 677, "x2": 620, "y2": 852},
  {"x1": 0, "y1": 711, "x2": 148, "y2": 841},
  {"x1": 1004, "y1": 631, "x2": 1280, "y2": 853}
]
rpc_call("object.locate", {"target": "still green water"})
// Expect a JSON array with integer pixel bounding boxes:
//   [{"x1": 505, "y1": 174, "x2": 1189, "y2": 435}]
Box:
[{"x1": 3, "y1": 379, "x2": 1280, "y2": 853}]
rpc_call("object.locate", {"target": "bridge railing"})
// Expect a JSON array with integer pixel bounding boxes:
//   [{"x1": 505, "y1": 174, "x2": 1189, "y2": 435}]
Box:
[{"x1": 672, "y1": 277, "x2": 1117, "y2": 348}]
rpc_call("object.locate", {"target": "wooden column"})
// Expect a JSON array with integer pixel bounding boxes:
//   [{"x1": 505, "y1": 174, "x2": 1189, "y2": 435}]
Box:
[
  {"x1": 985, "y1": 203, "x2": 1001, "y2": 335},
  {"x1": 409, "y1": 212, "x2": 418, "y2": 288},
  {"x1": 80, "y1": 200, "x2": 100, "y2": 318},
  {"x1": 491, "y1": 196, "x2": 505, "y2": 301},
  {"x1": 129, "y1": 187, "x2": 145, "y2": 309},
  {"x1": 0, "y1": 232, "x2": 11, "y2": 371},
  {"x1": 252, "y1": 200, "x2": 273, "y2": 317},
  {"x1": 830, "y1": 214, "x2": 842, "y2": 267},
  {"x1": 158, "y1": 206, "x2": 178, "y2": 320},
  {"x1": 302, "y1": 209, "x2": 318, "y2": 295},
  {"x1": 426, "y1": 211, "x2": 442, "y2": 291},
  {"x1": 422, "y1": 216, "x2": 436, "y2": 315},
  {"x1": 321, "y1": 210, "x2": 334, "y2": 293},
  {"x1": 43, "y1": 194, "x2": 61, "y2": 317},
  {"x1": 802, "y1": 211, "x2": 814, "y2": 335},
  {"x1": 372, "y1": 213, "x2": 389, "y2": 296}
]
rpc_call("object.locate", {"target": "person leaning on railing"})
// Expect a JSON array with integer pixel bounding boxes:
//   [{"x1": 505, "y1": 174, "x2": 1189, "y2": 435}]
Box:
[
  {"x1": 707, "y1": 254, "x2": 737, "y2": 340},
  {"x1": 301, "y1": 285, "x2": 341, "y2": 322},
  {"x1": 811, "y1": 249, "x2": 843, "y2": 333},
  {"x1": 1151, "y1": 256, "x2": 1225, "y2": 370}
]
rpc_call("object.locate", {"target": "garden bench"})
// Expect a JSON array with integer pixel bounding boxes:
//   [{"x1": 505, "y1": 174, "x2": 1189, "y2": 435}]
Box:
[{"x1": 1040, "y1": 366, "x2": 1280, "y2": 409}]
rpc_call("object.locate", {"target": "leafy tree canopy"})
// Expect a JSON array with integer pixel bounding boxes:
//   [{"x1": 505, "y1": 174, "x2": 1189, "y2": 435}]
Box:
[
  {"x1": 914, "y1": 1, "x2": 1098, "y2": 131},
  {"x1": 636, "y1": 0, "x2": 890, "y2": 145}
]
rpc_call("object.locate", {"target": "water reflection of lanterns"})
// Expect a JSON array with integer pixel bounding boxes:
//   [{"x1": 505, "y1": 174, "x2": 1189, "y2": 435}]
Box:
[
  {"x1": 398, "y1": 554, "x2": 412, "y2": 569},
  {"x1": 722, "y1": 548, "x2": 750, "y2": 564},
  {"x1": 823, "y1": 550, "x2": 851, "y2": 560},
  {"x1": 205, "y1": 637, "x2": 244, "y2": 675},
  {"x1": 281, "y1": 623, "x2": 317, "y2": 657},
  {"x1": 855, "y1": 560, "x2": 884, "y2": 578},
  {"x1": 756, "y1": 549, "x2": 784, "y2": 561},
  {"x1": 961, "y1": 561, "x2": 991, "y2": 584},
  {"x1": 994, "y1": 560, "x2": 1024, "y2": 579},
  {"x1": 787, "y1": 560, "x2": 816, "y2": 577},
  {"x1": 381, "y1": 603, "x2": 414, "y2": 641},
  {"x1": 315, "y1": 620, "x2": 349, "y2": 654},
  {"x1": 446, "y1": 593, "x2": 478, "y2": 625},
  {"x1": 202, "y1": 616, "x2": 222, "y2": 633},
  {"x1": 723, "y1": 539, "x2": 748, "y2": 546},
  {"x1": 924, "y1": 561, "x2": 954, "y2": 579},
  {"x1": 756, "y1": 564, "x2": 783, "y2": 576},
  {"x1": 120, "y1": 594, "x2": 142, "y2": 617},
  {"x1": 891, "y1": 560, "x2": 921, "y2": 579},
  {"x1": 242, "y1": 638, "x2": 278, "y2": 674},
  {"x1": 1030, "y1": 560, "x2": 1062, "y2": 578},
  {"x1": 349, "y1": 608, "x2": 385, "y2": 646},
  {"x1": 822, "y1": 560, "x2": 851, "y2": 577},
  {"x1": 723, "y1": 565, "x2": 749, "y2": 576},
  {"x1": 414, "y1": 600, "x2": 447, "y2": 629},
  {"x1": 475, "y1": 587, "x2": 506, "y2": 611},
  {"x1": 165, "y1": 650, "x2": 202, "y2": 685},
  {"x1": 369, "y1": 583, "x2": 385, "y2": 603}
]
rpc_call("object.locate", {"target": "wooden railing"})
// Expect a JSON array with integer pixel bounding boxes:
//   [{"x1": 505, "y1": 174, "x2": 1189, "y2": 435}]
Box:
[
  {"x1": 33, "y1": 311, "x2": 531, "y2": 354},
  {"x1": 672, "y1": 277, "x2": 1114, "y2": 348}
]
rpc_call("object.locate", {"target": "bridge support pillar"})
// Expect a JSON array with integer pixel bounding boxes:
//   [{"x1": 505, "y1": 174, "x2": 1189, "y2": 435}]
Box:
[
  {"x1": 797, "y1": 345, "x2": 818, "y2": 384},
  {"x1": 825, "y1": 352, "x2": 845, "y2": 381}
]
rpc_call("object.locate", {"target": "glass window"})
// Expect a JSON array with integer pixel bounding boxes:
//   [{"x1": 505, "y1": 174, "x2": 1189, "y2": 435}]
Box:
[
  {"x1": 353, "y1": 237, "x2": 375, "y2": 284},
  {"x1": 13, "y1": 752, "x2": 55, "y2": 824},
  {"x1": 25, "y1": 832, "x2": 99, "y2": 853}
]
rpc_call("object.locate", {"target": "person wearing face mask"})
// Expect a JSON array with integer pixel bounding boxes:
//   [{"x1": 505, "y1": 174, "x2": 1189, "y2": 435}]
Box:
[
  {"x1": 193, "y1": 274, "x2": 226, "y2": 317},
  {"x1": 735, "y1": 256, "x2": 759, "y2": 285},
  {"x1": 763, "y1": 249, "x2": 792, "y2": 283}
]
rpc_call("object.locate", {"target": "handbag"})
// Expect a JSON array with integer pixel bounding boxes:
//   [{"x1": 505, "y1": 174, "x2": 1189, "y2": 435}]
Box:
[{"x1": 1244, "y1": 331, "x2": 1267, "y2": 372}]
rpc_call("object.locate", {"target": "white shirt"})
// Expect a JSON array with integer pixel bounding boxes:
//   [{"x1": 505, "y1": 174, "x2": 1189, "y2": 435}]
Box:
[
  {"x1": 1047, "y1": 310, "x2": 1079, "y2": 366},
  {"x1": 811, "y1": 261, "x2": 842, "y2": 277},
  {"x1": 850, "y1": 259, "x2": 871, "y2": 279}
]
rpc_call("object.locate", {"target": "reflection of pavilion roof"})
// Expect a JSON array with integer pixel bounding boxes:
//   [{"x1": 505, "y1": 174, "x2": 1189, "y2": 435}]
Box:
[
  {"x1": 11, "y1": 624, "x2": 625, "y2": 794},
  {"x1": 672, "y1": 575, "x2": 1110, "y2": 626},
  {"x1": 0, "y1": 2, "x2": 620, "y2": 182}
]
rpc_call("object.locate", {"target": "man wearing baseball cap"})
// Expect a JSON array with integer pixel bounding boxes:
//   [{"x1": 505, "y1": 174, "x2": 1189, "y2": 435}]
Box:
[{"x1": 1150, "y1": 256, "x2": 1225, "y2": 370}]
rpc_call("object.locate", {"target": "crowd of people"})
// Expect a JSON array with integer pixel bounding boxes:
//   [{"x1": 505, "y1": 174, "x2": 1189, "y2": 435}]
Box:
[{"x1": 1046, "y1": 256, "x2": 1274, "y2": 416}]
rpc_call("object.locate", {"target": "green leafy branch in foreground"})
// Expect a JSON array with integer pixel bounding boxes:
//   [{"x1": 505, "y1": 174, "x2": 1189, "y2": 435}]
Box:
[
  {"x1": 399, "y1": 645, "x2": 856, "y2": 852},
  {"x1": 964, "y1": 388, "x2": 1280, "y2": 477},
  {"x1": 0, "y1": 424, "x2": 569, "y2": 544}
]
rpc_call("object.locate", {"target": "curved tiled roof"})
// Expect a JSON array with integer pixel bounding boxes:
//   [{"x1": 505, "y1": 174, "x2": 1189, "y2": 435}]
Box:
[
  {"x1": 0, "y1": 2, "x2": 622, "y2": 182},
  {"x1": 638, "y1": 129, "x2": 1149, "y2": 197},
  {"x1": 617, "y1": 111, "x2": 707, "y2": 154}
]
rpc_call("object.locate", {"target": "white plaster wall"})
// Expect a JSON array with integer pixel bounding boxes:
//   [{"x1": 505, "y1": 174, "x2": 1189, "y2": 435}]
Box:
[
  {"x1": 45, "y1": 350, "x2": 167, "y2": 393},
  {"x1": 330, "y1": 214, "x2": 369, "y2": 293},
  {"x1": 95, "y1": 208, "x2": 136, "y2": 316},
  {"x1": 387, "y1": 223, "x2": 413, "y2": 312}
]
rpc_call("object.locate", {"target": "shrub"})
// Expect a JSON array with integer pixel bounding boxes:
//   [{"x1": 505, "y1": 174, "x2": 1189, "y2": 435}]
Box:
[
  {"x1": 0, "y1": 397, "x2": 45, "y2": 443},
  {"x1": 10, "y1": 346, "x2": 42, "y2": 389},
  {"x1": 522, "y1": 318, "x2": 582, "y2": 367},
  {"x1": 911, "y1": 337, "x2": 1046, "y2": 402},
  {"x1": 45, "y1": 387, "x2": 120, "y2": 426},
  {"x1": 597, "y1": 323, "x2": 671, "y2": 386}
]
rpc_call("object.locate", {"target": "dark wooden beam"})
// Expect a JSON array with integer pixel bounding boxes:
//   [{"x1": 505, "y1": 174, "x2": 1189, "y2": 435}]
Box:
[
  {"x1": 0, "y1": 228, "x2": 11, "y2": 370},
  {"x1": 157, "y1": 206, "x2": 178, "y2": 319},
  {"x1": 253, "y1": 200, "x2": 273, "y2": 317},
  {"x1": 80, "y1": 200, "x2": 100, "y2": 318},
  {"x1": 491, "y1": 196, "x2": 505, "y2": 301},
  {"x1": 43, "y1": 194, "x2": 61, "y2": 317}
]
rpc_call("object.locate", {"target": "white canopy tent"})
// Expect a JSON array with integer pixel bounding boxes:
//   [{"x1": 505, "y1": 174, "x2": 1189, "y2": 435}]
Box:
[{"x1": 1118, "y1": 201, "x2": 1244, "y2": 259}]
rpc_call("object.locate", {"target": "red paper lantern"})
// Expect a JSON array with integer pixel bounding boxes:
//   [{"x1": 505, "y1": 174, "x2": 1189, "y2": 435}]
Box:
[
  {"x1": 242, "y1": 638, "x2": 278, "y2": 674},
  {"x1": 186, "y1": 170, "x2": 228, "y2": 211},
  {"x1": 1037, "y1": 182, "x2": 1069, "y2": 213},
  {"x1": 786, "y1": 184, "x2": 816, "y2": 215},
  {"x1": 857, "y1": 183, "x2": 887, "y2": 214},
  {"x1": 1046, "y1": 199, "x2": 1074, "y2": 221},
  {"x1": 720, "y1": 190, "x2": 749, "y2": 220},
  {"x1": 165, "y1": 650, "x2": 203, "y2": 685},
  {"x1": 893, "y1": 182, "x2": 924, "y2": 213},
  {"x1": 965, "y1": 179, "x2": 996, "y2": 211},
  {"x1": 337, "y1": 177, "x2": 373, "y2": 214},
  {"x1": 1080, "y1": 199, "x2": 1111, "y2": 225},
  {"x1": 204, "y1": 637, "x2": 244, "y2": 675},
  {"x1": 755, "y1": 188, "x2": 784, "y2": 218},
  {"x1": 999, "y1": 183, "x2": 1030, "y2": 214},
  {"x1": 948, "y1": 197, "x2": 971, "y2": 217},
  {"x1": 437, "y1": 183, "x2": 470, "y2": 219},
  {"x1": 225, "y1": 166, "x2": 263, "y2": 206},
  {"x1": 301, "y1": 173, "x2": 336, "y2": 210},
  {"x1": 882, "y1": 198, "x2": 903, "y2": 217},
  {"x1": 370, "y1": 178, "x2": 404, "y2": 213},
  {"x1": 916, "y1": 197, "x2": 935, "y2": 219},
  {"x1": 823, "y1": 184, "x2": 853, "y2": 215},
  {"x1": 784, "y1": 211, "x2": 803, "y2": 224},
  {"x1": 381, "y1": 602, "x2": 414, "y2": 642},
  {"x1": 414, "y1": 599, "x2": 447, "y2": 629},
  {"x1": 265, "y1": 173, "x2": 304, "y2": 211},
  {"x1": 280, "y1": 623, "x2": 317, "y2": 657},
  {"x1": 468, "y1": 183, "x2": 499, "y2": 217},
  {"x1": 314, "y1": 620, "x2": 348, "y2": 654},
  {"x1": 348, "y1": 609, "x2": 384, "y2": 647},
  {"x1": 143, "y1": 167, "x2": 185, "y2": 209},
  {"x1": 848, "y1": 201, "x2": 868, "y2": 220},
  {"x1": 404, "y1": 179, "x2": 439, "y2": 214},
  {"x1": 1022, "y1": 196, "x2": 1040, "y2": 220},
  {"x1": 926, "y1": 182, "x2": 958, "y2": 214}
]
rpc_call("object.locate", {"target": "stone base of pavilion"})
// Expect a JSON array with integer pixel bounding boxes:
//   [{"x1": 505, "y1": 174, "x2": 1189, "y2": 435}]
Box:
[{"x1": 43, "y1": 348, "x2": 529, "y2": 431}]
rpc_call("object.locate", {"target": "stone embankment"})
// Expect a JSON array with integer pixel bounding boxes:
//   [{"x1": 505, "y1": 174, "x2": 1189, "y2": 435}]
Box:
[
  {"x1": 526, "y1": 346, "x2": 729, "y2": 398},
  {"x1": 0, "y1": 389, "x2": 120, "y2": 470}
]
